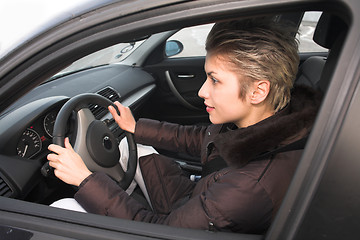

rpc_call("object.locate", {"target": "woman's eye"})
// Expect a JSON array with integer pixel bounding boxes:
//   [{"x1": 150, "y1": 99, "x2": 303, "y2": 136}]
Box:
[{"x1": 211, "y1": 77, "x2": 218, "y2": 84}]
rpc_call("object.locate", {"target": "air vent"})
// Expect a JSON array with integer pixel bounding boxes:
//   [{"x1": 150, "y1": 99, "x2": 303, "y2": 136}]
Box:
[
  {"x1": 89, "y1": 87, "x2": 121, "y2": 119},
  {"x1": 0, "y1": 177, "x2": 12, "y2": 197}
]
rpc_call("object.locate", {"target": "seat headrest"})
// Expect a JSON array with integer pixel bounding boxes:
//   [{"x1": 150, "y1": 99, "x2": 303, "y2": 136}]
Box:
[{"x1": 313, "y1": 13, "x2": 348, "y2": 49}]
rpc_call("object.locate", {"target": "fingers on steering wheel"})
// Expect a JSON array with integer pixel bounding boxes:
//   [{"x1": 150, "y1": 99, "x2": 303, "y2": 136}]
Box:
[
  {"x1": 48, "y1": 158, "x2": 57, "y2": 168},
  {"x1": 108, "y1": 104, "x2": 119, "y2": 119},
  {"x1": 114, "y1": 101, "x2": 121, "y2": 108},
  {"x1": 47, "y1": 153, "x2": 61, "y2": 169},
  {"x1": 114, "y1": 101, "x2": 129, "y2": 115},
  {"x1": 48, "y1": 144, "x2": 64, "y2": 154},
  {"x1": 64, "y1": 137, "x2": 73, "y2": 150}
]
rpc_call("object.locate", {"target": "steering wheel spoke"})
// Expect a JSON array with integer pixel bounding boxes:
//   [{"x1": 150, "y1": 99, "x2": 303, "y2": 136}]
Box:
[{"x1": 73, "y1": 108, "x2": 95, "y2": 159}]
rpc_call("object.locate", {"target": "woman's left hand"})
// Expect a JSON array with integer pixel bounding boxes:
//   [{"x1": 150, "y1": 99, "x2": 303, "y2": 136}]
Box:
[
  {"x1": 108, "y1": 101, "x2": 136, "y2": 133},
  {"x1": 47, "y1": 137, "x2": 92, "y2": 186}
]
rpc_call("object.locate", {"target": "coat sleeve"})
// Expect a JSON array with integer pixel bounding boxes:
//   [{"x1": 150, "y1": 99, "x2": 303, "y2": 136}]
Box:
[
  {"x1": 134, "y1": 118, "x2": 207, "y2": 158},
  {"x1": 74, "y1": 171, "x2": 273, "y2": 233}
]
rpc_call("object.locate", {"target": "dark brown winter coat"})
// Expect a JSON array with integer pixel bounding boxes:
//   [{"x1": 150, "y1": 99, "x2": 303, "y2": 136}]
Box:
[{"x1": 75, "y1": 86, "x2": 320, "y2": 234}]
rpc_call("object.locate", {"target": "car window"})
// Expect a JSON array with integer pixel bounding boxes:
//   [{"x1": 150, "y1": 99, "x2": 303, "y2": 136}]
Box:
[
  {"x1": 297, "y1": 11, "x2": 328, "y2": 53},
  {"x1": 167, "y1": 11, "x2": 327, "y2": 59},
  {"x1": 167, "y1": 23, "x2": 213, "y2": 58}
]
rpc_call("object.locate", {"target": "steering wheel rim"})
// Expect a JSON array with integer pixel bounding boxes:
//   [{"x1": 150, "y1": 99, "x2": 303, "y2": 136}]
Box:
[{"x1": 52, "y1": 93, "x2": 137, "y2": 190}]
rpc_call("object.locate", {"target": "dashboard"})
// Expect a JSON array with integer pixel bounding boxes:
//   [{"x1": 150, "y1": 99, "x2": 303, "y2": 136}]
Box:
[{"x1": 0, "y1": 64, "x2": 156, "y2": 199}]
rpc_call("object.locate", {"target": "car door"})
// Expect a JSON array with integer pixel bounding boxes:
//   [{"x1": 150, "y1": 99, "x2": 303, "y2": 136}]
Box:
[{"x1": 142, "y1": 24, "x2": 211, "y2": 125}]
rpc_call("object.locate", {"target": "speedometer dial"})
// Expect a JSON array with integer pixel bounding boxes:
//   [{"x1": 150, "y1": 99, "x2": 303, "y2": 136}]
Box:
[
  {"x1": 44, "y1": 111, "x2": 57, "y2": 137},
  {"x1": 16, "y1": 129, "x2": 42, "y2": 158}
]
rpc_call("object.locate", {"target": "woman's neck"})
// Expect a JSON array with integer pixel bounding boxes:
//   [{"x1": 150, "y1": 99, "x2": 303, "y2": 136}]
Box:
[{"x1": 235, "y1": 105, "x2": 275, "y2": 128}]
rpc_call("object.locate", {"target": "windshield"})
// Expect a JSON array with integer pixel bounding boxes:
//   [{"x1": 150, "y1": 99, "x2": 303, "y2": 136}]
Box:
[
  {"x1": 1, "y1": 39, "x2": 146, "y2": 117},
  {"x1": 53, "y1": 40, "x2": 145, "y2": 78}
]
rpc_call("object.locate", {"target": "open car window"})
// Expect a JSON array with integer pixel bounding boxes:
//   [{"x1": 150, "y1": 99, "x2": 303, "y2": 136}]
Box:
[
  {"x1": 167, "y1": 11, "x2": 327, "y2": 59},
  {"x1": 297, "y1": 11, "x2": 328, "y2": 53}
]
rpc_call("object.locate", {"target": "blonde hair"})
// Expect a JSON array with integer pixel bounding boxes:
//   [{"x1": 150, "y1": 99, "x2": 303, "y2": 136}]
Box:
[{"x1": 206, "y1": 18, "x2": 299, "y2": 112}]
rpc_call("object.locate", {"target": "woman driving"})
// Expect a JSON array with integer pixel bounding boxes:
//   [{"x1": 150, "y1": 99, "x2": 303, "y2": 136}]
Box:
[{"x1": 48, "y1": 17, "x2": 320, "y2": 233}]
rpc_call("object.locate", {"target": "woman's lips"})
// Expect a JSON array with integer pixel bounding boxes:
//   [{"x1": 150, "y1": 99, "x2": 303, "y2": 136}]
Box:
[
  {"x1": 206, "y1": 107, "x2": 214, "y2": 112},
  {"x1": 205, "y1": 103, "x2": 214, "y2": 112}
]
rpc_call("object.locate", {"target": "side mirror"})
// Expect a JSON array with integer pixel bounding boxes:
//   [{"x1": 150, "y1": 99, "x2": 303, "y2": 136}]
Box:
[{"x1": 165, "y1": 40, "x2": 184, "y2": 57}]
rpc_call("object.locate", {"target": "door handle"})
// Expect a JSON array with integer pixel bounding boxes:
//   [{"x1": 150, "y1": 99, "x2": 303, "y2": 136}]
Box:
[
  {"x1": 177, "y1": 74, "x2": 195, "y2": 78},
  {"x1": 165, "y1": 71, "x2": 201, "y2": 111}
]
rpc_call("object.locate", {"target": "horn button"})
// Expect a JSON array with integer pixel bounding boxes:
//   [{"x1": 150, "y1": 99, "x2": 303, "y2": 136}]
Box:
[{"x1": 86, "y1": 120, "x2": 120, "y2": 168}]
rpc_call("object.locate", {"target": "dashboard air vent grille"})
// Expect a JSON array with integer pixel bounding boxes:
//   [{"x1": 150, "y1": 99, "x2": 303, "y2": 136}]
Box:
[
  {"x1": 0, "y1": 177, "x2": 12, "y2": 197},
  {"x1": 89, "y1": 87, "x2": 121, "y2": 120}
]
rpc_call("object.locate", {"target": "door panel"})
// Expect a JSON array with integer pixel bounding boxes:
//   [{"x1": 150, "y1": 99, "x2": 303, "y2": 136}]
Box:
[{"x1": 143, "y1": 57, "x2": 209, "y2": 125}]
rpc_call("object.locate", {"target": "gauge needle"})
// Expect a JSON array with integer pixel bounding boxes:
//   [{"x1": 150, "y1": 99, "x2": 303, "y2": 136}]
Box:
[{"x1": 23, "y1": 144, "x2": 28, "y2": 157}]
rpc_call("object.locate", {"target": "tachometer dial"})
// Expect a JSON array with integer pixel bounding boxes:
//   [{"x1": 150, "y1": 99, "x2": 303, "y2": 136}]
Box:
[
  {"x1": 16, "y1": 129, "x2": 42, "y2": 158},
  {"x1": 44, "y1": 111, "x2": 57, "y2": 137}
]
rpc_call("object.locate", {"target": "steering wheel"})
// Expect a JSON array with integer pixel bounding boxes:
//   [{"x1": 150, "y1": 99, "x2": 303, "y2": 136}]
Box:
[{"x1": 42, "y1": 93, "x2": 137, "y2": 190}]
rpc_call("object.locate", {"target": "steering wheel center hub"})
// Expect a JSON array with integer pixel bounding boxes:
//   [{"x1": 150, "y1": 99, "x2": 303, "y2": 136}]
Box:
[
  {"x1": 103, "y1": 136, "x2": 112, "y2": 149},
  {"x1": 86, "y1": 120, "x2": 120, "y2": 168}
]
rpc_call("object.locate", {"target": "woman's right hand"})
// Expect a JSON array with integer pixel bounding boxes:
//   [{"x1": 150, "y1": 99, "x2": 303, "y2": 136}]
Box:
[
  {"x1": 108, "y1": 101, "x2": 136, "y2": 134},
  {"x1": 47, "y1": 137, "x2": 92, "y2": 187}
]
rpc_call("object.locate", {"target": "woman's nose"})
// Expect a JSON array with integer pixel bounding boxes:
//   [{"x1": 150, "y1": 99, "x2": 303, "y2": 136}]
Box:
[{"x1": 198, "y1": 79, "x2": 208, "y2": 99}]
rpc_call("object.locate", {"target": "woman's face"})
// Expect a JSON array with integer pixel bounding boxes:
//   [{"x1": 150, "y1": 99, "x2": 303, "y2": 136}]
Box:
[{"x1": 198, "y1": 53, "x2": 253, "y2": 128}]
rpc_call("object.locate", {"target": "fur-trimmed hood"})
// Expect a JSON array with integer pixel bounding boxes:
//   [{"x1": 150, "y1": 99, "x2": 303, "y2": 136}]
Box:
[{"x1": 214, "y1": 85, "x2": 322, "y2": 168}]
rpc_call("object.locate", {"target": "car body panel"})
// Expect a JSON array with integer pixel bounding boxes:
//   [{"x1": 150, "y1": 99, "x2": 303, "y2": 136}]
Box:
[
  {"x1": 0, "y1": 0, "x2": 359, "y2": 239},
  {"x1": 267, "y1": 0, "x2": 360, "y2": 238}
]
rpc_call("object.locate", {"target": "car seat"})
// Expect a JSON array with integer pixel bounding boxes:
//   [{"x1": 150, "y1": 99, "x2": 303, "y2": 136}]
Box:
[{"x1": 295, "y1": 13, "x2": 348, "y2": 93}]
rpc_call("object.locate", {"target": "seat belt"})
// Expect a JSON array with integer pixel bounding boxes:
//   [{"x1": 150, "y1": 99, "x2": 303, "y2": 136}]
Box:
[
  {"x1": 201, "y1": 136, "x2": 308, "y2": 177},
  {"x1": 252, "y1": 136, "x2": 308, "y2": 161}
]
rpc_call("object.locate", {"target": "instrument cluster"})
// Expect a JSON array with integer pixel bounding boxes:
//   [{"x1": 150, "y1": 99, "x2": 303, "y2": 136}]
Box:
[{"x1": 16, "y1": 110, "x2": 58, "y2": 159}]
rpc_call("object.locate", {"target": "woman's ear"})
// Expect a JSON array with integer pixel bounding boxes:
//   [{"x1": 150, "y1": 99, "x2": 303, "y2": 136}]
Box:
[{"x1": 249, "y1": 80, "x2": 270, "y2": 105}]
